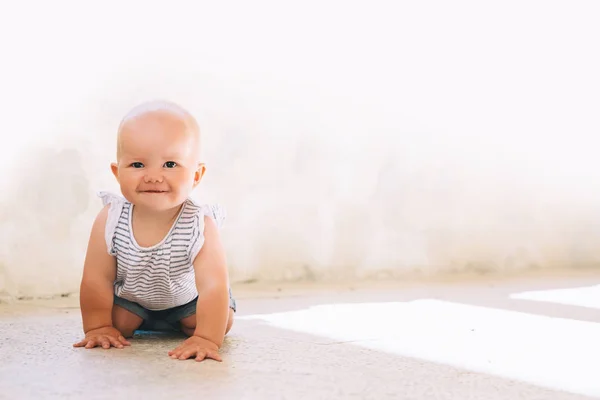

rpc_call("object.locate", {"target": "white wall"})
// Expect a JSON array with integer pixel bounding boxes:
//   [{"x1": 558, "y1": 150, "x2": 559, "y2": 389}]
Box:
[{"x1": 1, "y1": 1, "x2": 600, "y2": 298}]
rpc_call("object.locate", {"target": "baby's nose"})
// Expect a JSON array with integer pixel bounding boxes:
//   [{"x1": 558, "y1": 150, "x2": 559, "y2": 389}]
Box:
[{"x1": 144, "y1": 171, "x2": 164, "y2": 183}]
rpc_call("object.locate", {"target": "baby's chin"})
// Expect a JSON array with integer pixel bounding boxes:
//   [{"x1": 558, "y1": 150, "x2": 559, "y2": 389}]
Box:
[{"x1": 127, "y1": 191, "x2": 187, "y2": 211}]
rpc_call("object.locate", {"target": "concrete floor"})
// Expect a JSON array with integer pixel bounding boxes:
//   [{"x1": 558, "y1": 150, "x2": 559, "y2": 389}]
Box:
[{"x1": 1, "y1": 271, "x2": 600, "y2": 400}]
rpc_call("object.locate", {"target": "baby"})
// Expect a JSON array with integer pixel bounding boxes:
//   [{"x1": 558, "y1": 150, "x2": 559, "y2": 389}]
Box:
[{"x1": 73, "y1": 101, "x2": 235, "y2": 362}]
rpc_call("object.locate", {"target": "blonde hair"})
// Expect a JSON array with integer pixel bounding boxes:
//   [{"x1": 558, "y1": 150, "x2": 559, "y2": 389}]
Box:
[{"x1": 116, "y1": 100, "x2": 201, "y2": 160}]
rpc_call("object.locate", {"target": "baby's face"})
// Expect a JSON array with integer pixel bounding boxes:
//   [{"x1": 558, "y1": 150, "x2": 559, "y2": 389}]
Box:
[{"x1": 111, "y1": 111, "x2": 204, "y2": 212}]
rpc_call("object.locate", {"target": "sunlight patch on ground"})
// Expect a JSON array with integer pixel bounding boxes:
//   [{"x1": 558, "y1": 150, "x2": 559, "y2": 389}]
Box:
[
  {"x1": 510, "y1": 284, "x2": 600, "y2": 309},
  {"x1": 240, "y1": 299, "x2": 600, "y2": 397}
]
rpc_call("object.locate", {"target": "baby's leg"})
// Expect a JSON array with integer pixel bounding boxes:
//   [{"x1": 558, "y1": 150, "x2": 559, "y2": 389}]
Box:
[
  {"x1": 180, "y1": 308, "x2": 234, "y2": 337},
  {"x1": 112, "y1": 304, "x2": 144, "y2": 338}
]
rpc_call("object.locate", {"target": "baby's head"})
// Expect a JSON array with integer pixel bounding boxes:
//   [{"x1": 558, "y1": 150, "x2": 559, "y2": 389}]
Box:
[{"x1": 111, "y1": 100, "x2": 206, "y2": 211}]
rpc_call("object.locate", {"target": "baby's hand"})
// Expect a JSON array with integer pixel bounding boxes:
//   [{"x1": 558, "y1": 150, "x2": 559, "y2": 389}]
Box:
[
  {"x1": 73, "y1": 326, "x2": 131, "y2": 349},
  {"x1": 168, "y1": 336, "x2": 222, "y2": 362}
]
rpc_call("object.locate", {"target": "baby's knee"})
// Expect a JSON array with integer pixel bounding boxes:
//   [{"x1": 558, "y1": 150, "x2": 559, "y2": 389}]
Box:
[
  {"x1": 226, "y1": 308, "x2": 234, "y2": 334},
  {"x1": 112, "y1": 305, "x2": 143, "y2": 338},
  {"x1": 179, "y1": 309, "x2": 234, "y2": 336},
  {"x1": 180, "y1": 315, "x2": 196, "y2": 330}
]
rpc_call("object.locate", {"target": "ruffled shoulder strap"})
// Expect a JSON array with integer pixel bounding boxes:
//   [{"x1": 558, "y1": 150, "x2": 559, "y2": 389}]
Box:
[
  {"x1": 97, "y1": 191, "x2": 127, "y2": 255},
  {"x1": 200, "y1": 203, "x2": 227, "y2": 229},
  {"x1": 187, "y1": 199, "x2": 227, "y2": 261}
]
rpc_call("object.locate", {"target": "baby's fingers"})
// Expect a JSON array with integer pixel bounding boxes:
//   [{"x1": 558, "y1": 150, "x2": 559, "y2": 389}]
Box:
[
  {"x1": 74, "y1": 335, "x2": 128, "y2": 349},
  {"x1": 202, "y1": 350, "x2": 222, "y2": 362},
  {"x1": 168, "y1": 346, "x2": 184, "y2": 358},
  {"x1": 108, "y1": 336, "x2": 124, "y2": 349},
  {"x1": 100, "y1": 336, "x2": 115, "y2": 349},
  {"x1": 194, "y1": 349, "x2": 222, "y2": 362},
  {"x1": 73, "y1": 339, "x2": 89, "y2": 348},
  {"x1": 177, "y1": 349, "x2": 196, "y2": 360},
  {"x1": 118, "y1": 336, "x2": 131, "y2": 346},
  {"x1": 194, "y1": 351, "x2": 207, "y2": 362}
]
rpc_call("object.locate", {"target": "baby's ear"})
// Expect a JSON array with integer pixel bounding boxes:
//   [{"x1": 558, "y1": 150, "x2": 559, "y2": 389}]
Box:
[
  {"x1": 110, "y1": 163, "x2": 119, "y2": 182},
  {"x1": 194, "y1": 163, "x2": 206, "y2": 187}
]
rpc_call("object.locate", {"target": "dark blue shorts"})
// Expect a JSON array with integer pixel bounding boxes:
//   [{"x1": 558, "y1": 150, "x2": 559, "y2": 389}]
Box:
[{"x1": 113, "y1": 288, "x2": 236, "y2": 332}]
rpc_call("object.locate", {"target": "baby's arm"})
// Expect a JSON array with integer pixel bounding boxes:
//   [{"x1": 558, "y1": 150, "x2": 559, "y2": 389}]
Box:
[
  {"x1": 73, "y1": 205, "x2": 130, "y2": 349},
  {"x1": 191, "y1": 216, "x2": 230, "y2": 345},
  {"x1": 168, "y1": 216, "x2": 230, "y2": 361}
]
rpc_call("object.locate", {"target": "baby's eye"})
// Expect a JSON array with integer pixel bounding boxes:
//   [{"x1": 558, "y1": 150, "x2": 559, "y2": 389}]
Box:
[
  {"x1": 130, "y1": 162, "x2": 144, "y2": 168},
  {"x1": 164, "y1": 161, "x2": 177, "y2": 168}
]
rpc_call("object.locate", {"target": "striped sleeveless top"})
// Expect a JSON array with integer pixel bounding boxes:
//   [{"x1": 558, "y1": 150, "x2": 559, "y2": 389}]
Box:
[{"x1": 99, "y1": 191, "x2": 226, "y2": 311}]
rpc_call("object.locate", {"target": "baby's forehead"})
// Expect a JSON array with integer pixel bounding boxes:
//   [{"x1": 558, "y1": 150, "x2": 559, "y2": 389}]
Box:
[{"x1": 118, "y1": 131, "x2": 196, "y2": 162}]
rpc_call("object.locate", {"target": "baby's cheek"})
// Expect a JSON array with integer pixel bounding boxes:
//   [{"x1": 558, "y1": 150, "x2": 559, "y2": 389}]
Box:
[{"x1": 181, "y1": 170, "x2": 197, "y2": 185}]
